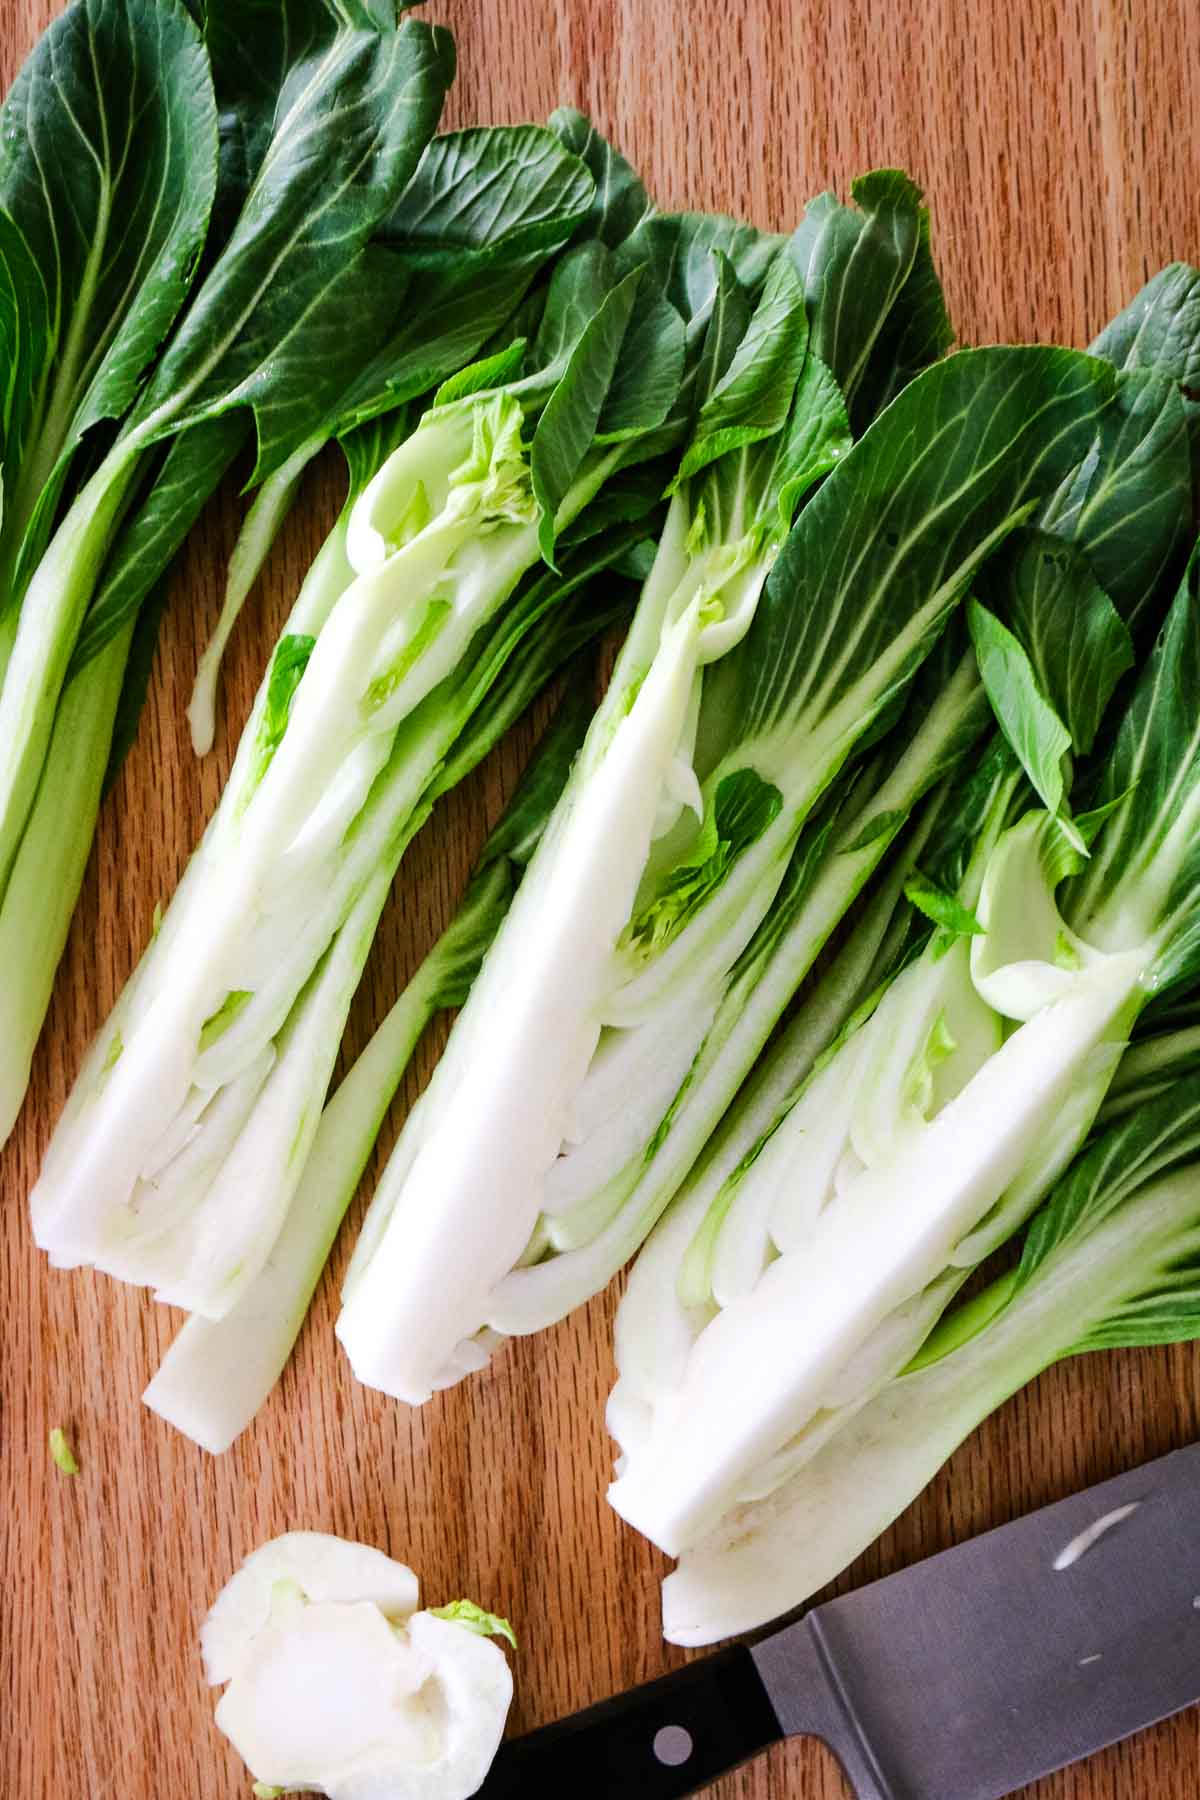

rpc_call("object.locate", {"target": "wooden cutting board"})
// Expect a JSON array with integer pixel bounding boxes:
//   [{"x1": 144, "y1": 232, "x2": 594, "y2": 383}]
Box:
[{"x1": 3, "y1": 1, "x2": 1199, "y2": 1794}]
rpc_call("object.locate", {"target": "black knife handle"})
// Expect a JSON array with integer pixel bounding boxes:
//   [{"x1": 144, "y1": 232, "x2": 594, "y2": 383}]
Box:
[{"x1": 482, "y1": 1644, "x2": 783, "y2": 1797}]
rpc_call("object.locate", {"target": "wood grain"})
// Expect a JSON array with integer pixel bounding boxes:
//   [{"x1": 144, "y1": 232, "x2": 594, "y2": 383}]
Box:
[{"x1": 2, "y1": 1, "x2": 1199, "y2": 1795}]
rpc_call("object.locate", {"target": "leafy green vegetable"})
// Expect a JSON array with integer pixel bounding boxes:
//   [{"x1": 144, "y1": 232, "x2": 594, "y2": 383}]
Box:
[
  {"x1": 0, "y1": 4, "x2": 455, "y2": 1146},
  {"x1": 335, "y1": 184, "x2": 1128, "y2": 1409},
  {"x1": 0, "y1": 0, "x2": 217, "y2": 604},
  {"x1": 33, "y1": 204, "x2": 674, "y2": 1316},
  {"x1": 967, "y1": 597, "x2": 1073, "y2": 830},
  {"x1": 606, "y1": 290, "x2": 1200, "y2": 1578},
  {"x1": 903, "y1": 870, "x2": 985, "y2": 941}
]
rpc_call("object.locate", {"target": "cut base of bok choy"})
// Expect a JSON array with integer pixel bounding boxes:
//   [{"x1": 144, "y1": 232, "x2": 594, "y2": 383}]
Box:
[
  {"x1": 145, "y1": 690, "x2": 592, "y2": 1453},
  {"x1": 657, "y1": 1065, "x2": 1200, "y2": 1643},
  {"x1": 204, "y1": 1533, "x2": 515, "y2": 1800}
]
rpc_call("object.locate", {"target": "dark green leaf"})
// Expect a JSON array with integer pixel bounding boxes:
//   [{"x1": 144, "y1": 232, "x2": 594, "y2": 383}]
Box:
[
  {"x1": 0, "y1": 0, "x2": 217, "y2": 583},
  {"x1": 789, "y1": 168, "x2": 928, "y2": 405},
  {"x1": 629, "y1": 769, "x2": 784, "y2": 954},
  {"x1": 852, "y1": 203, "x2": 954, "y2": 430},
  {"x1": 326, "y1": 125, "x2": 599, "y2": 434},
  {"x1": 673, "y1": 250, "x2": 808, "y2": 486},
  {"x1": 1089, "y1": 263, "x2": 1200, "y2": 388},
  {"x1": 728, "y1": 347, "x2": 1118, "y2": 752},
  {"x1": 547, "y1": 108, "x2": 654, "y2": 249},
  {"x1": 340, "y1": 406, "x2": 413, "y2": 497},
  {"x1": 0, "y1": 211, "x2": 50, "y2": 505},
  {"x1": 424, "y1": 857, "x2": 515, "y2": 1011},
  {"x1": 385, "y1": 125, "x2": 595, "y2": 271},
  {"x1": 623, "y1": 212, "x2": 781, "y2": 335},
  {"x1": 71, "y1": 414, "x2": 247, "y2": 675},
  {"x1": 1065, "y1": 547, "x2": 1200, "y2": 992},
  {"x1": 199, "y1": 1, "x2": 450, "y2": 226},
  {"x1": 530, "y1": 265, "x2": 644, "y2": 558},
  {"x1": 1017, "y1": 1077, "x2": 1200, "y2": 1298},
  {"x1": 593, "y1": 291, "x2": 685, "y2": 445},
  {"x1": 131, "y1": 18, "x2": 453, "y2": 481},
  {"x1": 1036, "y1": 366, "x2": 1192, "y2": 641},
  {"x1": 769, "y1": 353, "x2": 852, "y2": 527},
  {"x1": 555, "y1": 459, "x2": 670, "y2": 547}
]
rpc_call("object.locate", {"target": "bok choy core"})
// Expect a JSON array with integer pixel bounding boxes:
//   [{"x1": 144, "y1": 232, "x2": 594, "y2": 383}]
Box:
[
  {"x1": 335, "y1": 175, "x2": 1134, "y2": 1405},
  {"x1": 0, "y1": 0, "x2": 457, "y2": 1143},
  {"x1": 31, "y1": 180, "x2": 680, "y2": 1317},
  {"x1": 204, "y1": 1533, "x2": 515, "y2": 1800}
]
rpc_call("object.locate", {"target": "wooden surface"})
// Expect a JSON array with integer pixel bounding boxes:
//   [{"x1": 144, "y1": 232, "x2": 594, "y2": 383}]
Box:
[{"x1": 3, "y1": 0, "x2": 1200, "y2": 1795}]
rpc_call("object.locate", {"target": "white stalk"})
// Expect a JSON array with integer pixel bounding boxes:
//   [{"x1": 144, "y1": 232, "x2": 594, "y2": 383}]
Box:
[
  {"x1": 661, "y1": 1166, "x2": 1200, "y2": 1644},
  {"x1": 188, "y1": 435, "x2": 322, "y2": 756},
  {"x1": 145, "y1": 955, "x2": 442, "y2": 1451},
  {"x1": 607, "y1": 948, "x2": 1147, "y2": 1555},
  {"x1": 336, "y1": 598, "x2": 707, "y2": 1402}
]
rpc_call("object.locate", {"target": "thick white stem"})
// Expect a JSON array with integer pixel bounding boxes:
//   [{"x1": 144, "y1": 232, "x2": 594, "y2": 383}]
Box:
[{"x1": 608, "y1": 950, "x2": 1146, "y2": 1555}]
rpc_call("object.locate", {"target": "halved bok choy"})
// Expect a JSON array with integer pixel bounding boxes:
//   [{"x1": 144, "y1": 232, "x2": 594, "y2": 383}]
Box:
[
  {"x1": 30, "y1": 230, "x2": 681, "y2": 1314},
  {"x1": 144, "y1": 684, "x2": 596, "y2": 1453},
  {"x1": 187, "y1": 113, "x2": 605, "y2": 752},
  {"x1": 658, "y1": 1054, "x2": 1200, "y2": 1643},
  {"x1": 609, "y1": 540, "x2": 1200, "y2": 1560},
  {"x1": 0, "y1": 1, "x2": 457, "y2": 1142}
]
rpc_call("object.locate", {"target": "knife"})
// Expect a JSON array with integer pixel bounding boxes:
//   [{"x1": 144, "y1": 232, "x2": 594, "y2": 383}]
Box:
[{"x1": 480, "y1": 1441, "x2": 1200, "y2": 1798}]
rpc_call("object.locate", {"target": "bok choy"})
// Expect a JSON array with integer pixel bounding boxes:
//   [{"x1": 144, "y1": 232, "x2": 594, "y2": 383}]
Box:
[
  {"x1": 336, "y1": 176, "x2": 1132, "y2": 1406},
  {"x1": 31, "y1": 204, "x2": 680, "y2": 1316},
  {"x1": 607, "y1": 268, "x2": 1200, "y2": 1570},
  {"x1": 609, "y1": 534, "x2": 1200, "y2": 1562},
  {"x1": 187, "y1": 114, "x2": 603, "y2": 752},
  {"x1": 0, "y1": 0, "x2": 456, "y2": 1143}
]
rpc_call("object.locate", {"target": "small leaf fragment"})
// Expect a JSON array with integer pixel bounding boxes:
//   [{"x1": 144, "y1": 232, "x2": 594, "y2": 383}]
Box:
[
  {"x1": 49, "y1": 1428, "x2": 79, "y2": 1476},
  {"x1": 430, "y1": 1598, "x2": 518, "y2": 1649}
]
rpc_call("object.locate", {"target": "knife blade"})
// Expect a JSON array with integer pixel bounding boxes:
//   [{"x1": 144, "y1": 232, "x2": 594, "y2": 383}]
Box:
[{"x1": 478, "y1": 1441, "x2": 1200, "y2": 1798}]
